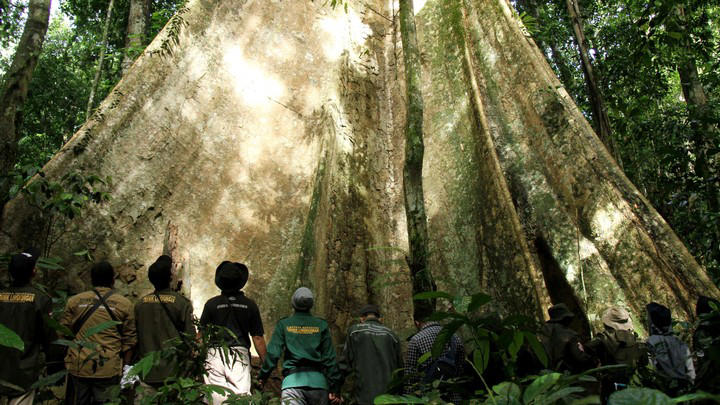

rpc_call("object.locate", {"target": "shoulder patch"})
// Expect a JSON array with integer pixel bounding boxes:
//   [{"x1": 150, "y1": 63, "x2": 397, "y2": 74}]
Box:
[
  {"x1": 286, "y1": 325, "x2": 321, "y2": 334},
  {"x1": 0, "y1": 292, "x2": 35, "y2": 303}
]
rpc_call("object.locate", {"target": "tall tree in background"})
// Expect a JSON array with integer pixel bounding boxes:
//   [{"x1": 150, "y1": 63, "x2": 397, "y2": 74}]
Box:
[
  {"x1": 399, "y1": 0, "x2": 436, "y2": 310},
  {"x1": 564, "y1": 0, "x2": 615, "y2": 157},
  {"x1": 85, "y1": 0, "x2": 115, "y2": 119},
  {"x1": 0, "y1": 0, "x2": 51, "y2": 209},
  {"x1": 122, "y1": 0, "x2": 150, "y2": 73}
]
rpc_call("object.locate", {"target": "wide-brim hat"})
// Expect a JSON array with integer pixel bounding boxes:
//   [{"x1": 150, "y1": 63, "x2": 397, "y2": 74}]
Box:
[
  {"x1": 548, "y1": 303, "x2": 575, "y2": 322},
  {"x1": 215, "y1": 261, "x2": 249, "y2": 291},
  {"x1": 602, "y1": 307, "x2": 633, "y2": 331}
]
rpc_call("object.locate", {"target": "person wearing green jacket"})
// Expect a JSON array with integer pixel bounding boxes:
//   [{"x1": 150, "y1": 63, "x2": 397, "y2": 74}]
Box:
[{"x1": 259, "y1": 287, "x2": 342, "y2": 405}]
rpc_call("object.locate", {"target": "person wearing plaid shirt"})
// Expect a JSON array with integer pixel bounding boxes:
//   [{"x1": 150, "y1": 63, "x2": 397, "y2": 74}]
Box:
[{"x1": 404, "y1": 306, "x2": 464, "y2": 403}]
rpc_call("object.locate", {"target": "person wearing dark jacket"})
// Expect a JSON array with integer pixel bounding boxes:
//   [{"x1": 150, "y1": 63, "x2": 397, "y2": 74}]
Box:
[
  {"x1": 200, "y1": 261, "x2": 266, "y2": 403},
  {"x1": 259, "y1": 287, "x2": 342, "y2": 405},
  {"x1": 540, "y1": 303, "x2": 594, "y2": 373},
  {"x1": 338, "y1": 304, "x2": 402, "y2": 404},
  {"x1": 0, "y1": 250, "x2": 55, "y2": 405},
  {"x1": 134, "y1": 255, "x2": 195, "y2": 395}
]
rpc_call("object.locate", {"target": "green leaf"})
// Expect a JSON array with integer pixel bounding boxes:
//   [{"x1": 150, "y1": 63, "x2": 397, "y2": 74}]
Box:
[
  {"x1": 30, "y1": 370, "x2": 66, "y2": 389},
  {"x1": 473, "y1": 339, "x2": 490, "y2": 374},
  {"x1": 417, "y1": 351, "x2": 431, "y2": 365},
  {"x1": 36, "y1": 257, "x2": 65, "y2": 270},
  {"x1": 431, "y1": 320, "x2": 464, "y2": 358},
  {"x1": 467, "y1": 292, "x2": 492, "y2": 312},
  {"x1": 413, "y1": 291, "x2": 453, "y2": 300},
  {"x1": 373, "y1": 394, "x2": 427, "y2": 404},
  {"x1": 52, "y1": 339, "x2": 79, "y2": 349},
  {"x1": 82, "y1": 320, "x2": 121, "y2": 338},
  {"x1": 131, "y1": 352, "x2": 158, "y2": 379},
  {"x1": 0, "y1": 323, "x2": 24, "y2": 351},
  {"x1": 608, "y1": 388, "x2": 673, "y2": 405},
  {"x1": 508, "y1": 330, "x2": 524, "y2": 360},
  {"x1": 524, "y1": 331, "x2": 548, "y2": 368},
  {"x1": 544, "y1": 387, "x2": 587, "y2": 403},
  {"x1": 492, "y1": 381, "x2": 521, "y2": 400},
  {"x1": 522, "y1": 372, "x2": 561, "y2": 403},
  {"x1": 671, "y1": 391, "x2": 720, "y2": 403}
]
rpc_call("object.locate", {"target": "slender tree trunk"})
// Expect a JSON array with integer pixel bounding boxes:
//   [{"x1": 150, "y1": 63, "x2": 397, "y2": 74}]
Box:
[
  {"x1": 399, "y1": 0, "x2": 436, "y2": 311},
  {"x1": 0, "y1": 0, "x2": 51, "y2": 208},
  {"x1": 565, "y1": 0, "x2": 615, "y2": 157},
  {"x1": 86, "y1": 0, "x2": 115, "y2": 120},
  {"x1": 122, "y1": 0, "x2": 150, "y2": 74}
]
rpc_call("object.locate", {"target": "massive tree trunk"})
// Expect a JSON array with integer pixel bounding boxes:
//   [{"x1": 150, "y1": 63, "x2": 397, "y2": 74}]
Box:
[
  {"x1": 0, "y1": 0, "x2": 51, "y2": 208},
  {"x1": 399, "y1": 0, "x2": 435, "y2": 312},
  {"x1": 85, "y1": 0, "x2": 115, "y2": 120},
  {"x1": 122, "y1": 0, "x2": 150, "y2": 74},
  {"x1": 1, "y1": 0, "x2": 716, "y2": 338},
  {"x1": 564, "y1": 0, "x2": 615, "y2": 159}
]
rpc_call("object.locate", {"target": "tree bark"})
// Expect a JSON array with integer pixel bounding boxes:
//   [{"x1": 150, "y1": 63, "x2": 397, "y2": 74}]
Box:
[
  {"x1": 0, "y1": 0, "x2": 51, "y2": 209},
  {"x1": 85, "y1": 0, "x2": 115, "y2": 120},
  {"x1": 122, "y1": 0, "x2": 150, "y2": 74},
  {"x1": 564, "y1": 0, "x2": 615, "y2": 158},
  {"x1": 399, "y1": 0, "x2": 436, "y2": 311}
]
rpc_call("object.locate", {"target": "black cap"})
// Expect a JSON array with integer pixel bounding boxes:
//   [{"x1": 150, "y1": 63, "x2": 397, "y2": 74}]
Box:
[
  {"x1": 9, "y1": 248, "x2": 39, "y2": 285},
  {"x1": 548, "y1": 303, "x2": 575, "y2": 323},
  {"x1": 148, "y1": 255, "x2": 172, "y2": 289},
  {"x1": 91, "y1": 261, "x2": 115, "y2": 287},
  {"x1": 359, "y1": 304, "x2": 380, "y2": 317},
  {"x1": 215, "y1": 261, "x2": 249, "y2": 291}
]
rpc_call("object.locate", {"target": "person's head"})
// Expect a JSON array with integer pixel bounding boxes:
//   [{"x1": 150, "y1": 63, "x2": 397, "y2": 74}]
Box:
[
  {"x1": 214, "y1": 261, "x2": 249, "y2": 293},
  {"x1": 148, "y1": 255, "x2": 172, "y2": 290},
  {"x1": 602, "y1": 306, "x2": 633, "y2": 332},
  {"x1": 646, "y1": 302, "x2": 672, "y2": 335},
  {"x1": 547, "y1": 303, "x2": 575, "y2": 326},
  {"x1": 8, "y1": 248, "x2": 39, "y2": 286},
  {"x1": 413, "y1": 304, "x2": 433, "y2": 329},
  {"x1": 291, "y1": 287, "x2": 314, "y2": 312},
  {"x1": 91, "y1": 261, "x2": 115, "y2": 288},
  {"x1": 359, "y1": 304, "x2": 381, "y2": 322}
]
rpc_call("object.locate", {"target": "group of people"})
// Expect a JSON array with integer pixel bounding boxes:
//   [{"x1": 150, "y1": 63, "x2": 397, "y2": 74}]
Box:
[
  {"x1": 539, "y1": 299, "x2": 718, "y2": 401},
  {"x1": 0, "y1": 250, "x2": 466, "y2": 405}
]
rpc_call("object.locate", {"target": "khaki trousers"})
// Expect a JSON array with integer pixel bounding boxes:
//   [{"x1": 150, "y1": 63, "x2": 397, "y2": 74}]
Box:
[{"x1": 204, "y1": 347, "x2": 251, "y2": 404}]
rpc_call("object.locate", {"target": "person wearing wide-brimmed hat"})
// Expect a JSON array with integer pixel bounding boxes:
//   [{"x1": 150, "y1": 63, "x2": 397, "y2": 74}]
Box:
[
  {"x1": 200, "y1": 261, "x2": 266, "y2": 403},
  {"x1": 586, "y1": 306, "x2": 647, "y2": 401},
  {"x1": 338, "y1": 304, "x2": 402, "y2": 404},
  {"x1": 259, "y1": 287, "x2": 342, "y2": 405},
  {"x1": 539, "y1": 303, "x2": 594, "y2": 373},
  {"x1": 0, "y1": 249, "x2": 56, "y2": 405}
]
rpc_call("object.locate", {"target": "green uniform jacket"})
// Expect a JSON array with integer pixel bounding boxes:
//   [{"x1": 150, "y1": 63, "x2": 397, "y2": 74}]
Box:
[
  {"x1": 338, "y1": 319, "x2": 403, "y2": 405},
  {"x1": 134, "y1": 289, "x2": 195, "y2": 384},
  {"x1": 259, "y1": 311, "x2": 342, "y2": 392},
  {"x1": 0, "y1": 285, "x2": 54, "y2": 394}
]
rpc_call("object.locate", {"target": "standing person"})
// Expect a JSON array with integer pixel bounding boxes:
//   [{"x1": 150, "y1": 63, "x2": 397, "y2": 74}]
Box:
[
  {"x1": 693, "y1": 296, "x2": 720, "y2": 394},
  {"x1": 259, "y1": 287, "x2": 342, "y2": 405},
  {"x1": 60, "y1": 261, "x2": 137, "y2": 405},
  {"x1": 539, "y1": 303, "x2": 594, "y2": 373},
  {"x1": 404, "y1": 306, "x2": 464, "y2": 404},
  {"x1": 585, "y1": 307, "x2": 646, "y2": 401},
  {"x1": 0, "y1": 250, "x2": 56, "y2": 405},
  {"x1": 338, "y1": 304, "x2": 403, "y2": 404},
  {"x1": 199, "y1": 261, "x2": 266, "y2": 403},
  {"x1": 645, "y1": 302, "x2": 695, "y2": 394},
  {"x1": 134, "y1": 255, "x2": 195, "y2": 396}
]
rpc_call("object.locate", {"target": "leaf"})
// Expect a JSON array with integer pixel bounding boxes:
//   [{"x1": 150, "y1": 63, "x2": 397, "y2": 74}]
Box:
[
  {"x1": 522, "y1": 372, "x2": 561, "y2": 403},
  {"x1": 524, "y1": 331, "x2": 548, "y2": 368},
  {"x1": 0, "y1": 323, "x2": 24, "y2": 351},
  {"x1": 467, "y1": 292, "x2": 492, "y2": 312},
  {"x1": 508, "y1": 330, "x2": 524, "y2": 360},
  {"x1": 417, "y1": 351, "x2": 431, "y2": 365},
  {"x1": 53, "y1": 339, "x2": 79, "y2": 349},
  {"x1": 373, "y1": 394, "x2": 427, "y2": 404},
  {"x1": 30, "y1": 370, "x2": 66, "y2": 389},
  {"x1": 82, "y1": 320, "x2": 121, "y2": 338},
  {"x1": 608, "y1": 388, "x2": 673, "y2": 405},
  {"x1": 431, "y1": 320, "x2": 464, "y2": 358},
  {"x1": 671, "y1": 391, "x2": 720, "y2": 403},
  {"x1": 492, "y1": 381, "x2": 521, "y2": 400},
  {"x1": 36, "y1": 257, "x2": 64, "y2": 270},
  {"x1": 544, "y1": 387, "x2": 587, "y2": 403},
  {"x1": 131, "y1": 352, "x2": 158, "y2": 379},
  {"x1": 473, "y1": 339, "x2": 490, "y2": 374},
  {"x1": 0, "y1": 379, "x2": 25, "y2": 393},
  {"x1": 413, "y1": 291, "x2": 453, "y2": 300}
]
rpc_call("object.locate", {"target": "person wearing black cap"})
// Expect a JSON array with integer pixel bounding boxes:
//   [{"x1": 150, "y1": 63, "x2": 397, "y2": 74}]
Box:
[
  {"x1": 539, "y1": 303, "x2": 594, "y2": 373},
  {"x1": 0, "y1": 249, "x2": 55, "y2": 405},
  {"x1": 134, "y1": 255, "x2": 195, "y2": 395},
  {"x1": 60, "y1": 261, "x2": 137, "y2": 405},
  {"x1": 259, "y1": 287, "x2": 342, "y2": 405},
  {"x1": 645, "y1": 302, "x2": 695, "y2": 394},
  {"x1": 199, "y1": 261, "x2": 266, "y2": 403},
  {"x1": 338, "y1": 304, "x2": 402, "y2": 404}
]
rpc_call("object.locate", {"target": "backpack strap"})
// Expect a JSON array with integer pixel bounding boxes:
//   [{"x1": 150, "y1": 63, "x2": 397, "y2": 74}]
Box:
[
  {"x1": 92, "y1": 289, "x2": 124, "y2": 338},
  {"x1": 71, "y1": 289, "x2": 115, "y2": 336},
  {"x1": 153, "y1": 291, "x2": 190, "y2": 346}
]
